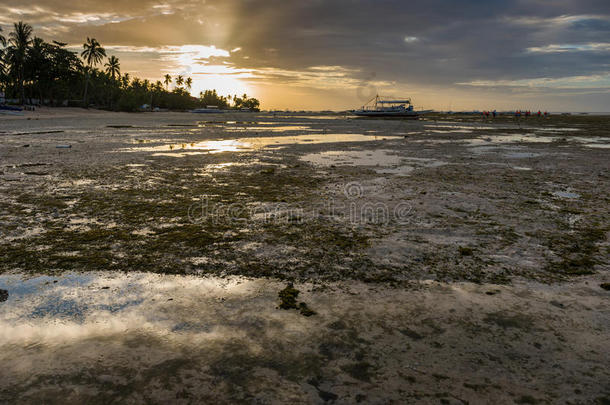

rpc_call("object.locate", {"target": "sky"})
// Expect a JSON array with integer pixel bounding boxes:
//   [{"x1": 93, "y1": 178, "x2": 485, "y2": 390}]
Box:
[{"x1": 1, "y1": 0, "x2": 609, "y2": 111}]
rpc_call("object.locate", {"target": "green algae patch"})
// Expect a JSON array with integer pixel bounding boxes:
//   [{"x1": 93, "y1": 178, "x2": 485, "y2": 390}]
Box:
[
  {"x1": 278, "y1": 284, "x2": 300, "y2": 310},
  {"x1": 278, "y1": 284, "x2": 317, "y2": 316},
  {"x1": 545, "y1": 224, "x2": 607, "y2": 276}
]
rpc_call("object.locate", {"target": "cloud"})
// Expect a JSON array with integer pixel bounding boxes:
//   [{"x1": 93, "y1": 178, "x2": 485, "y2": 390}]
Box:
[
  {"x1": 526, "y1": 42, "x2": 610, "y2": 53},
  {"x1": 456, "y1": 73, "x2": 610, "y2": 89}
]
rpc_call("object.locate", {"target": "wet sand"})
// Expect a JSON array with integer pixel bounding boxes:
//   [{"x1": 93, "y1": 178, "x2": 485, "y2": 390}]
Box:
[{"x1": 1, "y1": 109, "x2": 609, "y2": 403}]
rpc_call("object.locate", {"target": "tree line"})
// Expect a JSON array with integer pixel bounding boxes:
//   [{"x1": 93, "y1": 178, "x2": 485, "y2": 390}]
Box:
[{"x1": 0, "y1": 22, "x2": 260, "y2": 112}]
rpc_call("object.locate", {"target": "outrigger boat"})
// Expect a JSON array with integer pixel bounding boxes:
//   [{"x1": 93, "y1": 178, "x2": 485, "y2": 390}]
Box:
[{"x1": 351, "y1": 95, "x2": 429, "y2": 119}]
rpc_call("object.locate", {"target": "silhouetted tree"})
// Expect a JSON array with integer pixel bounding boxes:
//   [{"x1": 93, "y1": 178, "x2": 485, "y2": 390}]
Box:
[
  {"x1": 105, "y1": 55, "x2": 120, "y2": 80},
  {"x1": 81, "y1": 37, "x2": 106, "y2": 105},
  {"x1": 7, "y1": 22, "x2": 33, "y2": 104},
  {"x1": 0, "y1": 21, "x2": 261, "y2": 111}
]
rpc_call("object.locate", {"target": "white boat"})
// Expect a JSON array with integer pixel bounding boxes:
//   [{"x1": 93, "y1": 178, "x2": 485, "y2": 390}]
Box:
[{"x1": 352, "y1": 95, "x2": 428, "y2": 119}]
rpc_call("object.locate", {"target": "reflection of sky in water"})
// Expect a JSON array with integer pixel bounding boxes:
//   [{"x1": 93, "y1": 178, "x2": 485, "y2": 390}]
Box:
[
  {"x1": 301, "y1": 149, "x2": 447, "y2": 176},
  {"x1": 0, "y1": 272, "x2": 304, "y2": 348},
  {"x1": 0, "y1": 272, "x2": 320, "y2": 396},
  {"x1": 119, "y1": 133, "x2": 405, "y2": 157},
  {"x1": 0, "y1": 273, "x2": 148, "y2": 323}
]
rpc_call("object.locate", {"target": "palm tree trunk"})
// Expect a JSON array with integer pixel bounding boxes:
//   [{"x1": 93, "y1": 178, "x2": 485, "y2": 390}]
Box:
[
  {"x1": 19, "y1": 66, "x2": 25, "y2": 105},
  {"x1": 83, "y1": 69, "x2": 90, "y2": 107}
]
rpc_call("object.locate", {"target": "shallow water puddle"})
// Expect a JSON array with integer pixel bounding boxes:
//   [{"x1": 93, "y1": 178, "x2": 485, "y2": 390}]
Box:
[
  {"x1": 377, "y1": 159, "x2": 447, "y2": 175},
  {"x1": 120, "y1": 133, "x2": 404, "y2": 156},
  {"x1": 470, "y1": 145, "x2": 543, "y2": 159},
  {"x1": 0, "y1": 272, "x2": 277, "y2": 346},
  {"x1": 568, "y1": 136, "x2": 610, "y2": 148},
  {"x1": 468, "y1": 133, "x2": 557, "y2": 145},
  {"x1": 224, "y1": 126, "x2": 322, "y2": 133},
  {"x1": 532, "y1": 127, "x2": 581, "y2": 132},
  {"x1": 426, "y1": 129, "x2": 473, "y2": 134},
  {"x1": 301, "y1": 150, "x2": 446, "y2": 175},
  {"x1": 583, "y1": 143, "x2": 610, "y2": 149},
  {"x1": 301, "y1": 150, "x2": 402, "y2": 167},
  {"x1": 553, "y1": 191, "x2": 581, "y2": 199}
]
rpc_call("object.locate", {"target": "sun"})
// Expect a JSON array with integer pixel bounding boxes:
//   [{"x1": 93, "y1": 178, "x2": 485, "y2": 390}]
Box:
[
  {"x1": 191, "y1": 70, "x2": 253, "y2": 98},
  {"x1": 165, "y1": 45, "x2": 255, "y2": 98}
]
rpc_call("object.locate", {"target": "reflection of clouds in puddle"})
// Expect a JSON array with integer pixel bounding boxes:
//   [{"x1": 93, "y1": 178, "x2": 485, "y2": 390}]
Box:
[
  {"x1": 425, "y1": 123, "x2": 496, "y2": 131},
  {"x1": 583, "y1": 144, "x2": 610, "y2": 149},
  {"x1": 426, "y1": 129, "x2": 473, "y2": 134},
  {"x1": 470, "y1": 146, "x2": 542, "y2": 159},
  {"x1": 377, "y1": 159, "x2": 446, "y2": 175},
  {"x1": 0, "y1": 273, "x2": 300, "y2": 348},
  {"x1": 225, "y1": 126, "x2": 323, "y2": 133},
  {"x1": 301, "y1": 150, "x2": 401, "y2": 167},
  {"x1": 290, "y1": 115, "x2": 347, "y2": 120},
  {"x1": 533, "y1": 127, "x2": 581, "y2": 132},
  {"x1": 468, "y1": 134, "x2": 557, "y2": 145},
  {"x1": 119, "y1": 133, "x2": 404, "y2": 157},
  {"x1": 553, "y1": 190, "x2": 580, "y2": 199},
  {"x1": 301, "y1": 150, "x2": 447, "y2": 176},
  {"x1": 567, "y1": 136, "x2": 610, "y2": 148}
]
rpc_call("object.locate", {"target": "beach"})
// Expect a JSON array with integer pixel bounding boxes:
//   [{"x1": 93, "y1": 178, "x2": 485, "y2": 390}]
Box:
[{"x1": 1, "y1": 108, "x2": 609, "y2": 403}]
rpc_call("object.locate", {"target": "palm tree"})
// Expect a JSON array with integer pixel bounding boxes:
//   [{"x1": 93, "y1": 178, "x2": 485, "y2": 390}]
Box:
[
  {"x1": 0, "y1": 27, "x2": 6, "y2": 87},
  {"x1": 7, "y1": 22, "x2": 33, "y2": 104},
  {"x1": 185, "y1": 77, "x2": 192, "y2": 91},
  {"x1": 163, "y1": 74, "x2": 172, "y2": 90},
  {"x1": 27, "y1": 37, "x2": 48, "y2": 103},
  {"x1": 104, "y1": 55, "x2": 120, "y2": 80},
  {"x1": 104, "y1": 55, "x2": 120, "y2": 108},
  {"x1": 121, "y1": 73, "x2": 130, "y2": 88},
  {"x1": 81, "y1": 37, "x2": 106, "y2": 105},
  {"x1": 176, "y1": 75, "x2": 184, "y2": 88}
]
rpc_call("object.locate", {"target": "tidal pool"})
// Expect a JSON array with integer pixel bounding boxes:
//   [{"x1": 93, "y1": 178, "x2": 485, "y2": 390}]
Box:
[
  {"x1": 120, "y1": 133, "x2": 405, "y2": 156},
  {"x1": 301, "y1": 149, "x2": 447, "y2": 175}
]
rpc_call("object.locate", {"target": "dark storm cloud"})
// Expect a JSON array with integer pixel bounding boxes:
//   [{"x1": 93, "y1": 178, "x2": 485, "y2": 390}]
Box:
[{"x1": 218, "y1": 0, "x2": 610, "y2": 85}]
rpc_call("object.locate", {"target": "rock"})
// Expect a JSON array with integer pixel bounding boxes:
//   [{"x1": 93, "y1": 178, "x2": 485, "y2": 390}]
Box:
[
  {"x1": 458, "y1": 246, "x2": 473, "y2": 256},
  {"x1": 278, "y1": 284, "x2": 299, "y2": 309},
  {"x1": 600, "y1": 283, "x2": 610, "y2": 291},
  {"x1": 0, "y1": 289, "x2": 8, "y2": 302},
  {"x1": 299, "y1": 302, "x2": 316, "y2": 317}
]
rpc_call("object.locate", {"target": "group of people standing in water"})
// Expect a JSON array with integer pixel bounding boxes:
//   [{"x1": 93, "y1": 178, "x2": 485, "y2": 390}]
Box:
[{"x1": 481, "y1": 110, "x2": 549, "y2": 118}]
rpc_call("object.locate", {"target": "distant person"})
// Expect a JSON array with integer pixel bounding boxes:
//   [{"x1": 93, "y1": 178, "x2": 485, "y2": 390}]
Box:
[{"x1": 492, "y1": 110, "x2": 497, "y2": 118}]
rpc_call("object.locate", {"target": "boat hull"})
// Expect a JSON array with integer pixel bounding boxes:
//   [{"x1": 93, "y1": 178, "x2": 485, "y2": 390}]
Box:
[{"x1": 352, "y1": 111, "x2": 420, "y2": 119}]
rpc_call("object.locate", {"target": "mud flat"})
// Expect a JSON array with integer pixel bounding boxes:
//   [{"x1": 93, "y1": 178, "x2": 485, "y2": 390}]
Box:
[{"x1": 1, "y1": 110, "x2": 609, "y2": 403}]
